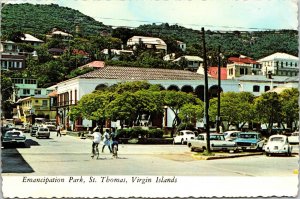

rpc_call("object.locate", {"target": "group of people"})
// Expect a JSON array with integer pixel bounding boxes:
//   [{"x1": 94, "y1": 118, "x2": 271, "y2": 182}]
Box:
[{"x1": 91, "y1": 127, "x2": 119, "y2": 158}]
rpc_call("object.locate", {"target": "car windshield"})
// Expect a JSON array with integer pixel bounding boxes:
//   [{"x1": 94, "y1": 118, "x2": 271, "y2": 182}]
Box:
[
  {"x1": 6, "y1": 132, "x2": 22, "y2": 136},
  {"x1": 210, "y1": 135, "x2": 225, "y2": 140},
  {"x1": 239, "y1": 134, "x2": 257, "y2": 139},
  {"x1": 185, "y1": 132, "x2": 194, "y2": 135},
  {"x1": 270, "y1": 137, "x2": 284, "y2": 142}
]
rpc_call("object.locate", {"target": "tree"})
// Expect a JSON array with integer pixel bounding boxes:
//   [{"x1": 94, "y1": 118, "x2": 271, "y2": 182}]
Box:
[
  {"x1": 1, "y1": 75, "x2": 14, "y2": 118},
  {"x1": 162, "y1": 90, "x2": 200, "y2": 136},
  {"x1": 254, "y1": 92, "x2": 281, "y2": 134},
  {"x1": 279, "y1": 88, "x2": 299, "y2": 130},
  {"x1": 209, "y1": 92, "x2": 255, "y2": 130},
  {"x1": 178, "y1": 103, "x2": 204, "y2": 124}
]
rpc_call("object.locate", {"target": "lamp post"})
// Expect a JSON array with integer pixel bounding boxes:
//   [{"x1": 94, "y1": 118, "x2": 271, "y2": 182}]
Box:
[
  {"x1": 201, "y1": 27, "x2": 210, "y2": 153},
  {"x1": 216, "y1": 45, "x2": 221, "y2": 133}
]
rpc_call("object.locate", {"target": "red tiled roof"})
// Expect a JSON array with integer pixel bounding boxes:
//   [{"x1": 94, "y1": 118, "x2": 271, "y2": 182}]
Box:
[
  {"x1": 72, "y1": 49, "x2": 89, "y2": 56},
  {"x1": 48, "y1": 90, "x2": 58, "y2": 97},
  {"x1": 78, "y1": 66, "x2": 205, "y2": 80},
  {"x1": 228, "y1": 57, "x2": 258, "y2": 64},
  {"x1": 208, "y1": 67, "x2": 227, "y2": 80},
  {"x1": 80, "y1": 61, "x2": 105, "y2": 69}
]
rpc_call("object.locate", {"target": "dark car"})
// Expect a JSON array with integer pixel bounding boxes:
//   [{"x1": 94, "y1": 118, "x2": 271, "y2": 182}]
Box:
[
  {"x1": 2, "y1": 129, "x2": 26, "y2": 147},
  {"x1": 30, "y1": 126, "x2": 39, "y2": 136}
]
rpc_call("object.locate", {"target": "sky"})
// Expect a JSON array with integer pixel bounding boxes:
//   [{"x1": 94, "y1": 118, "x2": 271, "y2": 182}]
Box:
[{"x1": 5, "y1": 0, "x2": 299, "y2": 31}]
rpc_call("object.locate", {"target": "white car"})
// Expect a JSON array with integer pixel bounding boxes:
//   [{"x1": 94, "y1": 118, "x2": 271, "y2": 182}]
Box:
[
  {"x1": 264, "y1": 135, "x2": 292, "y2": 156},
  {"x1": 188, "y1": 133, "x2": 237, "y2": 152},
  {"x1": 173, "y1": 130, "x2": 195, "y2": 144},
  {"x1": 43, "y1": 122, "x2": 56, "y2": 131},
  {"x1": 223, "y1": 131, "x2": 241, "y2": 141},
  {"x1": 288, "y1": 131, "x2": 299, "y2": 144},
  {"x1": 36, "y1": 127, "x2": 50, "y2": 139}
]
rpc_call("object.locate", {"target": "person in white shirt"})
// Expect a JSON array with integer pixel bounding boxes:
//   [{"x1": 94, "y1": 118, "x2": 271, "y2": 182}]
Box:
[
  {"x1": 91, "y1": 131, "x2": 102, "y2": 159},
  {"x1": 102, "y1": 129, "x2": 112, "y2": 153}
]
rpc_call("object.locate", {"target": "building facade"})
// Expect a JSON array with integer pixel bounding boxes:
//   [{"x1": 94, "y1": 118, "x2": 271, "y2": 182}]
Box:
[{"x1": 258, "y1": 52, "x2": 299, "y2": 77}]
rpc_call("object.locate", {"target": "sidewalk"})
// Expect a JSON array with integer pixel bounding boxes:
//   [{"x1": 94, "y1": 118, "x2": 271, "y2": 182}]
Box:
[{"x1": 191, "y1": 152, "x2": 264, "y2": 160}]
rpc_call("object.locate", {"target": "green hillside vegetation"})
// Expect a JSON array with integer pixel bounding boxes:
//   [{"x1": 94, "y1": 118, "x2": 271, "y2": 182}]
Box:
[{"x1": 2, "y1": 3, "x2": 112, "y2": 36}]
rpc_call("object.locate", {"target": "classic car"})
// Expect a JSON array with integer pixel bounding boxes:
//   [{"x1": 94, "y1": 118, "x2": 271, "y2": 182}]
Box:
[
  {"x1": 187, "y1": 133, "x2": 237, "y2": 152},
  {"x1": 288, "y1": 131, "x2": 299, "y2": 144},
  {"x1": 223, "y1": 131, "x2": 241, "y2": 141},
  {"x1": 234, "y1": 132, "x2": 265, "y2": 151},
  {"x1": 36, "y1": 127, "x2": 50, "y2": 139},
  {"x1": 2, "y1": 129, "x2": 26, "y2": 147},
  {"x1": 264, "y1": 135, "x2": 292, "y2": 156},
  {"x1": 173, "y1": 130, "x2": 195, "y2": 144}
]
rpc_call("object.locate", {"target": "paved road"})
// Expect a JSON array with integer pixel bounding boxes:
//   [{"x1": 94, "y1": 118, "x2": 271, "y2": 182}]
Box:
[{"x1": 2, "y1": 131, "x2": 299, "y2": 176}]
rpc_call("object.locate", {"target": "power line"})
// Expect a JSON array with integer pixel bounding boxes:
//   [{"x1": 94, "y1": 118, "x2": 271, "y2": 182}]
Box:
[{"x1": 95, "y1": 16, "x2": 295, "y2": 31}]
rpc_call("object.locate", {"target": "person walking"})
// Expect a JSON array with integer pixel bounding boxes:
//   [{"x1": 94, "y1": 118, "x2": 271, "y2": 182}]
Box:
[
  {"x1": 56, "y1": 125, "x2": 61, "y2": 137},
  {"x1": 102, "y1": 129, "x2": 112, "y2": 153},
  {"x1": 91, "y1": 130, "x2": 102, "y2": 159}
]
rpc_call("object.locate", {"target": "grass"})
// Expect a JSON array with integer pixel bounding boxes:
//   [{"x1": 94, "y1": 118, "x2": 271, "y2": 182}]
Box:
[{"x1": 195, "y1": 150, "x2": 215, "y2": 156}]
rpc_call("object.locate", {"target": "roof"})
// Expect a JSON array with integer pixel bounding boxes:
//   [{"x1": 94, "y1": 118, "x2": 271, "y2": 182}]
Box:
[
  {"x1": 72, "y1": 49, "x2": 89, "y2": 56},
  {"x1": 16, "y1": 95, "x2": 49, "y2": 103},
  {"x1": 258, "y1": 52, "x2": 298, "y2": 62},
  {"x1": 173, "y1": 56, "x2": 203, "y2": 62},
  {"x1": 208, "y1": 67, "x2": 227, "y2": 80},
  {"x1": 48, "y1": 90, "x2": 58, "y2": 97},
  {"x1": 51, "y1": 30, "x2": 73, "y2": 37},
  {"x1": 237, "y1": 75, "x2": 299, "y2": 83},
  {"x1": 80, "y1": 61, "x2": 105, "y2": 69},
  {"x1": 77, "y1": 66, "x2": 205, "y2": 80},
  {"x1": 267, "y1": 87, "x2": 293, "y2": 94},
  {"x1": 21, "y1": 34, "x2": 44, "y2": 43},
  {"x1": 228, "y1": 56, "x2": 258, "y2": 64}
]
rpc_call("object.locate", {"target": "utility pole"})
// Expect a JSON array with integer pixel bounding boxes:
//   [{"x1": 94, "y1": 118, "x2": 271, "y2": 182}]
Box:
[
  {"x1": 216, "y1": 45, "x2": 221, "y2": 133},
  {"x1": 201, "y1": 27, "x2": 210, "y2": 153}
]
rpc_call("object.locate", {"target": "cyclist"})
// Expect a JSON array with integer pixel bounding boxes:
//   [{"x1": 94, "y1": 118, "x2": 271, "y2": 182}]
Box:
[
  {"x1": 91, "y1": 130, "x2": 101, "y2": 159},
  {"x1": 110, "y1": 128, "x2": 119, "y2": 157}
]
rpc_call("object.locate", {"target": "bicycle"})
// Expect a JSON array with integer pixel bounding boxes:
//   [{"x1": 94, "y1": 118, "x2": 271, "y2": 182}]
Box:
[{"x1": 91, "y1": 142, "x2": 100, "y2": 159}]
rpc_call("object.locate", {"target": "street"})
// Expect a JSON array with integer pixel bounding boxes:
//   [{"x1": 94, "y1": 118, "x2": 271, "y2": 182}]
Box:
[{"x1": 2, "y1": 131, "x2": 299, "y2": 176}]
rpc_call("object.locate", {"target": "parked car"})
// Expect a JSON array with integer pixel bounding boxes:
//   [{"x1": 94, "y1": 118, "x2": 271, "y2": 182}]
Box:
[
  {"x1": 288, "y1": 131, "x2": 299, "y2": 144},
  {"x1": 30, "y1": 126, "x2": 39, "y2": 136},
  {"x1": 264, "y1": 135, "x2": 292, "y2": 156},
  {"x1": 223, "y1": 131, "x2": 241, "y2": 141},
  {"x1": 43, "y1": 122, "x2": 56, "y2": 131},
  {"x1": 173, "y1": 130, "x2": 195, "y2": 144},
  {"x1": 188, "y1": 133, "x2": 237, "y2": 152},
  {"x1": 36, "y1": 127, "x2": 50, "y2": 139},
  {"x1": 234, "y1": 132, "x2": 265, "y2": 151},
  {"x1": 2, "y1": 129, "x2": 26, "y2": 147}
]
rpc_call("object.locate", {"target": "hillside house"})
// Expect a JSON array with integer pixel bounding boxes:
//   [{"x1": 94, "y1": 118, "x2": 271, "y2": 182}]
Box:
[
  {"x1": 127, "y1": 36, "x2": 167, "y2": 53},
  {"x1": 258, "y1": 52, "x2": 299, "y2": 77},
  {"x1": 173, "y1": 55, "x2": 203, "y2": 71}
]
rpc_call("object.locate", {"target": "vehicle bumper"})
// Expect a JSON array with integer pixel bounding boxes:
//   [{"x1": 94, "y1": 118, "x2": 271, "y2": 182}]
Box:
[
  {"x1": 37, "y1": 133, "x2": 50, "y2": 137},
  {"x1": 211, "y1": 146, "x2": 237, "y2": 151},
  {"x1": 237, "y1": 145, "x2": 258, "y2": 150}
]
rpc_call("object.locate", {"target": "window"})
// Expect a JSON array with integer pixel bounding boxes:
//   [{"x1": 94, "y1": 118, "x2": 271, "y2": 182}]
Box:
[
  {"x1": 23, "y1": 89, "x2": 30, "y2": 95},
  {"x1": 253, "y1": 85, "x2": 260, "y2": 92},
  {"x1": 35, "y1": 100, "x2": 39, "y2": 103},
  {"x1": 281, "y1": 62, "x2": 283, "y2": 67},
  {"x1": 35, "y1": 90, "x2": 41, "y2": 95},
  {"x1": 295, "y1": 63, "x2": 298, "y2": 67},
  {"x1": 42, "y1": 100, "x2": 48, "y2": 106},
  {"x1": 286, "y1": 62, "x2": 288, "y2": 66},
  {"x1": 264, "y1": 86, "x2": 270, "y2": 92}
]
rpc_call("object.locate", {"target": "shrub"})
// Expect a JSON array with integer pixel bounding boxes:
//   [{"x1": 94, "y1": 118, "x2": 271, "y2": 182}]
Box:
[{"x1": 148, "y1": 129, "x2": 163, "y2": 138}]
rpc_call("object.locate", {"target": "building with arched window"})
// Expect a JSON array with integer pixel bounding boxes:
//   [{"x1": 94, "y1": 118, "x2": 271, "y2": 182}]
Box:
[{"x1": 55, "y1": 65, "x2": 238, "y2": 130}]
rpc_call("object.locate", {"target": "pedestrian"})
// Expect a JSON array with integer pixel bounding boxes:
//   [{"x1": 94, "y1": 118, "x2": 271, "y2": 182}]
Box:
[
  {"x1": 102, "y1": 129, "x2": 112, "y2": 153},
  {"x1": 56, "y1": 125, "x2": 61, "y2": 137},
  {"x1": 91, "y1": 130, "x2": 102, "y2": 159}
]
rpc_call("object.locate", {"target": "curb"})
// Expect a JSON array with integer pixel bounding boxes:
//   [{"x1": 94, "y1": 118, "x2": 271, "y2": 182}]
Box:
[{"x1": 192, "y1": 152, "x2": 264, "y2": 160}]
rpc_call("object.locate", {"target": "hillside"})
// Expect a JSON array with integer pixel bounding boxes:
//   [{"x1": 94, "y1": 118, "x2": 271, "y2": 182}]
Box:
[
  {"x1": 136, "y1": 24, "x2": 298, "y2": 60},
  {"x1": 1, "y1": 3, "x2": 112, "y2": 36}
]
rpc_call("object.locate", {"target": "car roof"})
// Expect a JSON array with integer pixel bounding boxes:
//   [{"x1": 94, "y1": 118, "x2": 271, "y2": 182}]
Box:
[
  {"x1": 198, "y1": 133, "x2": 223, "y2": 136},
  {"x1": 239, "y1": 132, "x2": 260, "y2": 134},
  {"x1": 179, "y1": 130, "x2": 194, "y2": 132},
  {"x1": 269, "y1": 134, "x2": 287, "y2": 138},
  {"x1": 6, "y1": 130, "x2": 23, "y2": 133}
]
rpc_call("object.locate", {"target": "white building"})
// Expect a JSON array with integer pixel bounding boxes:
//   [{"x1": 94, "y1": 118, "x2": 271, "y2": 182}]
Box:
[
  {"x1": 101, "y1": 49, "x2": 133, "y2": 60},
  {"x1": 55, "y1": 65, "x2": 238, "y2": 129},
  {"x1": 177, "y1": 40, "x2": 186, "y2": 52},
  {"x1": 173, "y1": 55, "x2": 203, "y2": 71},
  {"x1": 20, "y1": 33, "x2": 44, "y2": 46},
  {"x1": 237, "y1": 75, "x2": 298, "y2": 96},
  {"x1": 258, "y1": 52, "x2": 299, "y2": 77},
  {"x1": 127, "y1": 36, "x2": 167, "y2": 52}
]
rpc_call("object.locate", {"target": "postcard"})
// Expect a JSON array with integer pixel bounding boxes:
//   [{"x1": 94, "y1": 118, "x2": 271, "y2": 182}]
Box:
[{"x1": 1, "y1": 0, "x2": 299, "y2": 198}]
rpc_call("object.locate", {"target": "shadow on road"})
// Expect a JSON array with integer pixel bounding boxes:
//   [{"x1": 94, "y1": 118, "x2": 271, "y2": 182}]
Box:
[
  {"x1": 2, "y1": 148, "x2": 34, "y2": 173},
  {"x1": 25, "y1": 139, "x2": 40, "y2": 147}
]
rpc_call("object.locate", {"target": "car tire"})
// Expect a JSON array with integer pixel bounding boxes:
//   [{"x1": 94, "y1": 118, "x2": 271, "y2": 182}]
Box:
[
  {"x1": 188, "y1": 143, "x2": 192, "y2": 148},
  {"x1": 191, "y1": 147, "x2": 194, "y2": 152},
  {"x1": 265, "y1": 152, "x2": 269, "y2": 156},
  {"x1": 181, "y1": 139, "x2": 184, "y2": 145}
]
